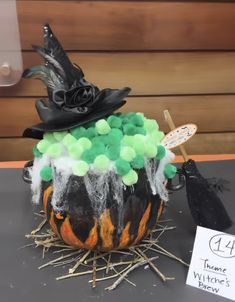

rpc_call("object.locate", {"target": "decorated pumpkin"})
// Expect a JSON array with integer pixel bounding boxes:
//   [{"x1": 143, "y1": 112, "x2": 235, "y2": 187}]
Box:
[{"x1": 23, "y1": 24, "x2": 180, "y2": 251}]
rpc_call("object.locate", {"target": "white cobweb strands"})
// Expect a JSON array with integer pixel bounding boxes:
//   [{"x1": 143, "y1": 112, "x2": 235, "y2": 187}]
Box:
[
  {"x1": 83, "y1": 171, "x2": 125, "y2": 230},
  {"x1": 144, "y1": 158, "x2": 159, "y2": 196},
  {"x1": 155, "y1": 149, "x2": 175, "y2": 202},
  {"x1": 50, "y1": 171, "x2": 71, "y2": 213},
  {"x1": 109, "y1": 172, "x2": 124, "y2": 232},
  {"x1": 145, "y1": 149, "x2": 175, "y2": 202},
  {"x1": 84, "y1": 171, "x2": 111, "y2": 217},
  {"x1": 30, "y1": 155, "x2": 50, "y2": 204}
]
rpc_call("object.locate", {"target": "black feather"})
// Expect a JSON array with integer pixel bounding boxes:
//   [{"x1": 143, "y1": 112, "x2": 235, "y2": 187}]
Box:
[
  {"x1": 43, "y1": 24, "x2": 84, "y2": 87},
  {"x1": 32, "y1": 45, "x2": 66, "y2": 81},
  {"x1": 22, "y1": 66, "x2": 64, "y2": 90}
]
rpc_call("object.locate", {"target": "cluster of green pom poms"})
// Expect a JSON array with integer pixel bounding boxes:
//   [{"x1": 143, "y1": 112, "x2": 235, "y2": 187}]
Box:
[{"x1": 33, "y1": 112, "x2": 177, "y2": 185}]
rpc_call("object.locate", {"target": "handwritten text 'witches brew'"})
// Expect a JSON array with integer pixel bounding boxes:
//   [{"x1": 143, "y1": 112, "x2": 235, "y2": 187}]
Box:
[{"x1": 193, "y1": 258, "x2": 230, "y2": 294}]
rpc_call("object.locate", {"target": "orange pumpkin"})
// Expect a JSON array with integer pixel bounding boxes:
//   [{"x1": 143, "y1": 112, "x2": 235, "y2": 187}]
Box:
[{"x1": 39, "y1": 168, "x2": 164, "y2": 251}]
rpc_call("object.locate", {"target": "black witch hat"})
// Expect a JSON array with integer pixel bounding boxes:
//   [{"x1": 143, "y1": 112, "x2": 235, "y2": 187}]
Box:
[{"x1": 23, "y1": 24, "x2": 131, "y2": 139}]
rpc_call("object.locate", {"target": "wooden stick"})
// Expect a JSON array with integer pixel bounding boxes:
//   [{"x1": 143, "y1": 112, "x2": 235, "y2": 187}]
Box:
[
  {"x1": 105, "y1": 256, "x2": 159, "y2": 291},
  {"x1": 69, "y1": 250, "x2": 91, "y2": 274},
  {"x1": 92, "y1": 252, "x2": 97, "y2": 288},
  {"x1": 163, "y1": 110, "x2": 189, "y2": 162},
  {"x1": 135, "y1": 248, "x2": 166, "y2": 282},
  {"x1": 102, "y1": 255, "x2": 136, "y2": 287},
  {"x1": 31, "y1": 218, "x2": 47, "y2": 235},
  {"x1": 38, "y1": 250, "x2": 81, "y2": 269}
]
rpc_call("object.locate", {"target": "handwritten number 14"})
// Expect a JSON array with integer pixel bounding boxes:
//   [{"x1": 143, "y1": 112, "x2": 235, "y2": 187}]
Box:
[{"x1": 213, "y1": 238, "x2": 235, "y2": 255}]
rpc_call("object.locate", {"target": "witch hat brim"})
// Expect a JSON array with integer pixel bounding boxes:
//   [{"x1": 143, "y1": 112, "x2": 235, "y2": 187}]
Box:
[{"x1": 23, "y1": 87, "x2": 130, "y2": 139}]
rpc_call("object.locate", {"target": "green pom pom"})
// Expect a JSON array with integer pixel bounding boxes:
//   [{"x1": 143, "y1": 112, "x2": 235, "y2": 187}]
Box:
[
  {"x1": 164, "y1": 164, "x2": 177, "y2": 179},
  {"x1": 82, "y1": 149, "x2": 96, "y2": 164},
  {"x1": 33, "y1": 145, "x2": 42, "y2": 158},
  {"x1": 130, "y1": 115, "x2": 144, "y2": 127},
  {"x1": 127, "y1": 112, "x2": 136, "y2": 118},
  {"x1": 40, "y1": 166, "x2": 53, "y2": 181},
  {"x1": 46, "y1": 143, "x2": 62, "y2": 158},
  {"x1": 53, "y1": 131, "x2": 68, "y2": 141},
  {"x1": 134, "y1": 127, "x2": 146, "y2": 135},
  {"x1": 110, "y1": 128, "x2": 123, "y2": 140},
  {"x1": 132, "y1": 140, "x2": 145, "y2": 155},
  {"x1": 63, "y1": 133, "x2": 77, "y2": 147},
  {"x1": 144, "y1": 119, "x2": 159, "y2": 133},
  {"x1": 120, "y1": 146, "x2": 136, "y2": 162},
  {"x1": 70, "y1": 127, "x2": 86, "y2": 139},
  {"x1": 107, "y1": 115, "x2": 122, "y2": 128},
  {"x1": 106, "y1": 129, "x2": 123, "y2": 146},
  {"x1": 86, "y1": 127, "x2": 97, "y2": 139},
  {"x1": 122, "y1": 135, "x2": 135, "y2": 147},
  {"x1": 68, "y1": 143, "x2": 84, "y2": 159},
  {"x1": 131, "y1": 155, "x2": 145, "y2": 169},
  {"x1": 144, "y1": 142, "x2": 157, "y2": 158},
  {"x1": 134, "y1": 134, "x2": 146, "y2": 143},
  {"x1": 37, "y1": 139, "x2": 51, "y2": 154},
  {"x1": 43, "y1": 132, "x2": 57, "y2": 143},
  {"x1": 121, "y1": 117, "x2": 130, "y2": 126},
  {"x1": 91, "y1": 137, "x2": 100, "y2": 144},
  {"x1": 93, "y1": 155, "x2": 110, "y2": 171},
  {"x1": 136, "y1": 112, "x2": 145, "y2": 119},
  {"x1": 92, "y1": 141, "x2": 106, "y2": 155},
  {"x1": 150, "y1": 130, "x2": 165, "y2": 144},
  {"x1": 156, "y1": 145, "x2": 166, "y2": 160},
  {"x1": 77, "y1": 137, "x2": 92, "y2": 150},
  {"x1": 115, "y1": 159, "x2": 131, "y2": 176},
  {"x1": 106, "y1": 145, "x2": 120, "y2": 160},
  {"x1": 72, "y1": 161, "x2": 89, "y2": 177},
  {"x1": 99, "y1": 135, "x2": 109, "y2": 145},
  {"x1": 123, "y1": 123, "x2": 137, "y2": 135},
  {"x1": 95, "y1": 119, "x2": 111, "y2": 134},
  {"x1": 122, "y1": 169, "x2": 138, "y2": 186}
]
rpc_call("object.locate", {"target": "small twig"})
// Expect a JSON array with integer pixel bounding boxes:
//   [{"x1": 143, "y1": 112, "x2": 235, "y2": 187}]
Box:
[
  {"x1": 164, "y1": 110, "x2": 189, "y2": 162},
  {"x1": 89, "y1": 264, "x2": 132, "y2": 283},
  {"x1": 158, "y1": 219, "x2": 173, "y2": 223},
  {"x1": 105, "y1": 253, "x2": 111, "y2": 274},
  {"x1": 69, "y1": 250, "x2": 91, "y2": 274},
  {"x1": 56, "y1": 260, "x2": 137, "y2": 281},
  {"x1": 18, "y1": 243, "x2": 36, "y2": 250},
  {"x1": 155, "y1": 225, "x2": 168, "y2": 241},
  {"x1": 102, "y1": 256, "x2": 136, "y2": 287},
  {"x1": 153, "y1": 243, "x2": 189, "y2": 267},
  {"x1": 39, "y1": 250, "x2": 81, "y2": 269},
  {"x1": 26, "y1": 233, "x2": 52, "y2": 239},
  {"x1": 92, "y1": 252, "x2": 97, "y2": 288},
  {"x1": 105, "y1": 256, "x2": 159, "y2": 291},
  {"x1": 33, "y1": 212, "x2": 46, "y2": 218},
  {"x1": 31, "y1": 218, "x2": 47, "y2": 235},
  {"x1": 151, "y1": 226, "x2": 176, "y2": 233},
  {"x1": 85, "y1": 252, "x2": 109, "y2": 264},
  {"x1": 135, "y1": 248, "x2": 167, "y2": 282}
]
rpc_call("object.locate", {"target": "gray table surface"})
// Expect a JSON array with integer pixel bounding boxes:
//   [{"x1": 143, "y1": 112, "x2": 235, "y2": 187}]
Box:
[{"x1": 0, "y1": 160, "x2": 234, "y2": 302}]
